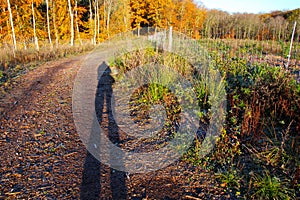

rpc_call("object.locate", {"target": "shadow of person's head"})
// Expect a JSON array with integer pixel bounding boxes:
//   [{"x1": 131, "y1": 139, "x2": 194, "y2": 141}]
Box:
[{"x1": 97, "y1": 61, "x2": 112, "y2": 80}]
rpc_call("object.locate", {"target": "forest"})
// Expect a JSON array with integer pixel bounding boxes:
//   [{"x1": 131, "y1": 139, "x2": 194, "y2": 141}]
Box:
[{"x1": 0, "y1": 0, "x2": 299, "y2": 50}]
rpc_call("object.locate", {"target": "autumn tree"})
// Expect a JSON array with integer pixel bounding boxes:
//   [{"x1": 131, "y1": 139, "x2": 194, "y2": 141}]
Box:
[
  {"x1": 172, "y1": 0, "x2": 206, "y2": 38},
  {"x1": 108, "y1": 0, "x2": 131, "y2": 34},
  {"x1": 130, "y1": 0, "x2": 148, "y2": 35},
  {"x1": 0, "y1": 0, "x2": 299, "y2": 52},
  {"x1": 147, "y1": 0, "x2": 167, "y2": 28}
]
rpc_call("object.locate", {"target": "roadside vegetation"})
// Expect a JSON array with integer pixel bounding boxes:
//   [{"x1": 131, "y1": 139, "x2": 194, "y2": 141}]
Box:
[
  {"x1": 110, "y1": 38, "x2": 299, "y2": 199},
  {"x1": 0, "y1": 42, "x2": 94, "y2": 95}
]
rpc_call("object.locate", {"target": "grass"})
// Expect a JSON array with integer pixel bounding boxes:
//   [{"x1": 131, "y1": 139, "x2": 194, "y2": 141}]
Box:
[
  {"x1": 199, "y1": 38, "x2": 300, "y2": 61},
  {"x1": 249, "y1": 171, "x2": 295, "y2": 199},
  {"x1": 0, "y1": 41, "x2": 95, "y2": 90},
  {"x1": 111, "y1": 38, "x2": 299, "y2": 198}
]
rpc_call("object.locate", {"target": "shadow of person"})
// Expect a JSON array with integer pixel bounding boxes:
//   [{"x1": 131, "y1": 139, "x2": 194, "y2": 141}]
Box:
[
  {"x1": 80, "y1": 145, "x2": 101, "y2": 199},
  {"x1": 80, "y1": 62, "x2": 127, "y2": 200}
]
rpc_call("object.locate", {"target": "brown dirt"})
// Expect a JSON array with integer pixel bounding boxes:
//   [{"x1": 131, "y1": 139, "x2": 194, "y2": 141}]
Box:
[{"x1": 0, "y1": 54, "x2": 226, "y2": 199}]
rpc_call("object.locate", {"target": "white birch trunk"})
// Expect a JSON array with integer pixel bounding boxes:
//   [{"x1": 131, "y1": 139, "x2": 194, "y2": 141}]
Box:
[
  {"x1": 94, "y1": 0, "x2": 98, "y2": 44},
  {"x1": 89, "y1": 0, "x2": 95, "y2": 44},
  {"x1": 52, "y1": 1, "x2": 59, "y2": 47},
  {"x1": 106, "y1": 0, "x2": 112, "y2": 38},
  {"x1": 7, "y1": 0, "x2": 17, "y2": 51},
  {"x1": 32, "y1": 1, "x2": 39, "y2": 51},
  {"x1": 68, "y1": 0, "x2": 75, "y2": 46},
  {"x1": 96, "y1": 0, "x2": 100, "y2": 39},
  {"x1": 46, "y1": 0, "x2": 52, "y2": 48},
  {"x1": 75, "y1": 0, "x2": 82, "y2": 45}
]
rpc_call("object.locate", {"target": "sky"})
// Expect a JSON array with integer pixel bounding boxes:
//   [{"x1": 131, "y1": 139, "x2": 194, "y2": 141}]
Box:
[{"x1": 198, "y1": 0, "x2": 300, "y2": 14}]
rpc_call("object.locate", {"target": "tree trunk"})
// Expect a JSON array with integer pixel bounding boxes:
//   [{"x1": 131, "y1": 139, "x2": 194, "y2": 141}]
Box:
[
  {"x1": 7, "y1": 0, "x2": 17, "y2": 51},
  {"x1": 32, "y1": 1, "x2": 39, "y2": 51},
  {"x1": 75, "y1": 0, "x2": 82, "y2": 45},
  {"x1": 89, "y1": 0, "x2": 95, "y2": 44},
  {"x1": 205, "y1": 19, "x2": 210, "y2": 38},
  {"x1": 96, "y1": 0, "x2": 100, "y2": 39},
  {"x1": 106, "y1": 0, "x2": 112, "y2": 38},
  {"x1": 278, "y1": 23, "x2": 282, "y2": 41},
  {"x1": 248, "y1": 25, "x2": 252, "y2": 39},
  {"x1": 52, "y1": 0, "x2": 59, "y2": 47},
  {"x1": 5, "y1": 12, "x2": 10, "y2": 48},
  {"x1": 68, "y1": 0, "x2": 75, "y2": 46},
  {"x1": 179, "y1": 2, "x2": 185, "y2": 33},
  {"x1": 94, "y1": 0, "x2": 98, "y2": 44},
  {"x1": 46, "y1": 0, "x2": 52, "y2": 48},
  {"x1": 122, "y1": 0, "x2": 129, "y2": 32}
]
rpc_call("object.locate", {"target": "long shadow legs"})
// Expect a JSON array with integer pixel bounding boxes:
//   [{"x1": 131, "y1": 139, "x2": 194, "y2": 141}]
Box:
[{"x1": 80, "y1": 62, "x2": 127, "y2": 199}]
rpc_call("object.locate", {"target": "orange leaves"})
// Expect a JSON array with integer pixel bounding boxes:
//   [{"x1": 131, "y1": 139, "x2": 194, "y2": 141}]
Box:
[
  {"x1": 173, "y1": 0, "x2": 206, "y2": 38},
  {"x1": 147, "y1": 0, "x2": 168, "y2": 27},
  {"x1": 130, "y1": 0, "x2": 149, "y2": 28},
  {"x1": 128, "y1": 0, "x2": 206, "y2": 38},
  {"x1": 0, "y1": 0, "x2": 208, "y2": 47}
]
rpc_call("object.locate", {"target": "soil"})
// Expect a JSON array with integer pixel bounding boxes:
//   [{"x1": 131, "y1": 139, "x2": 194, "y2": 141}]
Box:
[{"x1": 0, "y1": 53, "x2": 227, "y2": 199}]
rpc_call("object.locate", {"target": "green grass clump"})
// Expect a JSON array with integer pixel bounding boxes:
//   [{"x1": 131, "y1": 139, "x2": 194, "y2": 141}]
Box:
[{"x1": 108, "y1": 39, "x2": 299, "y2": 199}]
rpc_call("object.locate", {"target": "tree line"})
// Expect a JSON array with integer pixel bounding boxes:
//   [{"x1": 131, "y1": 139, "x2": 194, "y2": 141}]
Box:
[
  {"x1": 0, "y1": 0, "x2": 299, "y2": 51},
  {"x1": 202, "y1": 9, "x2": 300, "y2": 41}
]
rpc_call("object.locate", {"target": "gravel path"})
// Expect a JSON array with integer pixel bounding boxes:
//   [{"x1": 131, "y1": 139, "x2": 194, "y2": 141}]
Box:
[{"x1": 0, "y1": 48, "x2": 225, "y2": 199}]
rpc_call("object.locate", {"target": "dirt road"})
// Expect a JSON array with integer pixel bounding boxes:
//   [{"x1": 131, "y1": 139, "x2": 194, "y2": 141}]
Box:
[{"x1": 0, "y1": 51, "x2": 224, "y2": 199}]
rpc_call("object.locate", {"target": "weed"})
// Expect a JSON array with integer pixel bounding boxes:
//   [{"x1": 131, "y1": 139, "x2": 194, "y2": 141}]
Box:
[
  {"x1": 110, "y1": 38, "x2": 299, "y2": 199},
  {"x1": 249, "y1": 171, "x2": 295, "y2": 199},
  {"x1": 216, "y1": 167, "x2": 242, "y2": 198}
]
